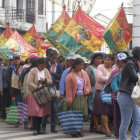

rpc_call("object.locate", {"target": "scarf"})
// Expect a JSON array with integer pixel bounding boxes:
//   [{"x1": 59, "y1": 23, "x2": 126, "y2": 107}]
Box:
[{"x1": 104, "y1": 68, "x2": 121, "y2": 93}]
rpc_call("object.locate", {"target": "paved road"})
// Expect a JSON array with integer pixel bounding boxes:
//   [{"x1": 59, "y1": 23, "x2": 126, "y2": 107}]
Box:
[{"x1": 0, "y1": 120, "x2": 138, "y2": 140}]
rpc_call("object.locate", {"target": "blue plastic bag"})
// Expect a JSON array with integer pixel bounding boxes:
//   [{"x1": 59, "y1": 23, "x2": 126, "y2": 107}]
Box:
[{"x1": 58, "y1": 110, "x2": 83, "y2": 134}]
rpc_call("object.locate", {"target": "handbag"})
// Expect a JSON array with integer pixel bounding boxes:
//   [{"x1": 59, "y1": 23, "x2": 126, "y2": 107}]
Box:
[
  {"x1": 46, "y1": 83, "x2": 57, "y2": 98},
  {"x1": 100, "y1": 69, "x2": 112, "y2": 105},
  {"x1": 58, "y1": 110, "x2": 83, "y2": 134},
  {"x1": 5, "y1": 107, "x2": 10, "y2": 118},
  {"x1": 6, "y1": 102, "x2": 19, "y2": 125},
  {"x1": 100, "y1": 89, "x2": 112, "y2": 104},
  {"x1": 131, "y1": 73, "x2": 140, "y2": 106},
  {"x1": 32, "y1": 83, "x2": 57, "y2": 105},
  {"x1": 17, "y1": 101, "x2": 29, "y2": 123}
]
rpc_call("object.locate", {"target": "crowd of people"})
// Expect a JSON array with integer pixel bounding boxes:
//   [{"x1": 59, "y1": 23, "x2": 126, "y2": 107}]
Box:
[{"x1": 0, "y1": 47, "x2": 140, "y2": 140}]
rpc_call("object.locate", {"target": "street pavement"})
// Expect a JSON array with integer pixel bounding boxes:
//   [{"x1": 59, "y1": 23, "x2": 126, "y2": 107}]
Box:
[{"x1": 0, "y1": 119, "x2": 139, "y2": 140}]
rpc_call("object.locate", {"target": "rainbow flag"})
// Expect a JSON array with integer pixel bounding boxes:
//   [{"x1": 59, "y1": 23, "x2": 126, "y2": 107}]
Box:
[
  {"x1": 44, "y1": 10, "x2": 70, "y2": 47},
  {"x1": 23, "y1": 25, "x2": 50, "y2": 56},
  {"x1": 0, "y1": 48, "x2": 14, "y2": 60},
  {"x1": 56, "y1": 8, "x2": 105, "y2": 58},
  {"x1": 0, "y1": 30, "x2": 37, "y2": 60},
  {"x1": 0, "y1": 24, "x2": 13, "y2": 46},
  {"x1": 103, "y1": 7, "x2": 132, "y2": 53},
  {"x1": 23, "y1": 24, "x2": 39, "y2": 43}
]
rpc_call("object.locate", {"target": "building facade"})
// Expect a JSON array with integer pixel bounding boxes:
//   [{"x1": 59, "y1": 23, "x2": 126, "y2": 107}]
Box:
[
  {"x1": 133, "y1": 0, "x2": 140, "y2": 47},
  {"x1": 0, "y1": 0, "x2": 47, "y2": 34}
]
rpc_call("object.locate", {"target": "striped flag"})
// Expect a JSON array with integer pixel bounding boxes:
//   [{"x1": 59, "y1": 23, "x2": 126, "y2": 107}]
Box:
[
  {"x1": 23, "y1": 25, "x2": 50, "y2": 56},
  {"x1": 103, "y1": 7, "x2": 132, "y2": 53},
  {"x1": 56, "y1": 8, "x2": 105, "y2": 58},
  {"x1": 0, "y1": 24, "x2": 13, "y2": 46},
  {"x1": 0, "y1": 30, "x2": 37, "y2": 60},
  {"x1": 44, "y1": 9, "x2": 70, "y2": 47},
  {"x1": 23, "y1": 24, "x2": 39, "y2": 43}
]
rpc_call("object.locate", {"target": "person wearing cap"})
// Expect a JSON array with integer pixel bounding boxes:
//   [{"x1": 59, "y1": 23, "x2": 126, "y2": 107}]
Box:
[
  {"x1": 21, "y1": 53, "x2": 39, "y2": 71},
  {"x1": 65, "y1": 53, "x2": 75, "y2": 68},
  {"x1": 19, "y1": 53, "x2": 40, "y2": 88},
  {"x1": 82, "y1": 57, "x2": 90, "y2": 70},
  {"x1": 8, "y1": 56, "x2": 14, "y2": 61},
  {"x1": 117, "y1": 47, "x2": 140, "y2": 140},
  {"x1": 104, "y1": 52, "x2": 127, "y2": 138},
  {"x1": 5, "y1": 55, "x2": 21, "y2": 105},
  {"x1": 85, "y1": 52, "x2": 103, "y2": 133},
  {"x1": 0, "y1": 56, "x2": 14, "y2": 121}
]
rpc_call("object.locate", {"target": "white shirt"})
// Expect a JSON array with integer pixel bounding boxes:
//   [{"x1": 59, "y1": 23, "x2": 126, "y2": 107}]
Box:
[{"x1": 36, "y1": 68, "x2": 45, "y2": 87}]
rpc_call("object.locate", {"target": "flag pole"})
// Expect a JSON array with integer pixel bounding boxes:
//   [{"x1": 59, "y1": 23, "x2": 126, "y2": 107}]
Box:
[
  {"x1": 7, "y1": 22, "x2": 10, "y2": 27},
  {"x1": 76, "y1": 0, "x2": 81, "y2": 11},
  {"x1": 78, "y1": 0, "x2": 81, "y2": 8},
  {"x1": 88, "y1": 0, "x2": 97, "y2": 15},
  {"x1": 121, "y1": 2, "x2": 124, "y2": 8},
  {"x1": 102, "y1": 5, "x2": 123, "y2": 33},
  {"x1": 63, "y1": 4, "x2": 66, "y2": 11}
]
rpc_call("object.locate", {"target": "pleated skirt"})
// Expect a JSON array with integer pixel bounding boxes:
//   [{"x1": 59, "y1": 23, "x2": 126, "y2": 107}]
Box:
[
  {"x1": 92, "y1": 90, "x2": 113, "y2": 116},
  {"x1": 64, "y1": 95, "x2": 88, "y2": 116},
  {"x1": 27, "y1": 94, "x2": 50, "y2": 117}
]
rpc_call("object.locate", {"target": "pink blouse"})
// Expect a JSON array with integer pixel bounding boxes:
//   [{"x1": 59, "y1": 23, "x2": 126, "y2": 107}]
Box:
[
  {"x1": 75, "y1": 75, "x2": 84, "y2": 95},
  {"x1": 95, "y1": 64, "x2": 112, "y2": 90}
]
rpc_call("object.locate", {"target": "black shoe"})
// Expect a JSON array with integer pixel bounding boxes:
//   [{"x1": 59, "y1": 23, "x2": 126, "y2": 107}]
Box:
[
  {"x1": 38, "y1": 131, "x2": 47, "y2": 135},
  {"x1": 51, "y1": 129, "x2": 57, "y2": 133}
]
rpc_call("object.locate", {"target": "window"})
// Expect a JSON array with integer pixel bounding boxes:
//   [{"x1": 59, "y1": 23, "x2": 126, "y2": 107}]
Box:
[
  {"x1": 38, "y1": 0, "x2": 43, "y2": 15},
  {"x1": 0, "y1": 0, "x2": 4, "y2": 8},
  {"x1": 26, "y1": 0, "x2": 35, "y2": 23}
]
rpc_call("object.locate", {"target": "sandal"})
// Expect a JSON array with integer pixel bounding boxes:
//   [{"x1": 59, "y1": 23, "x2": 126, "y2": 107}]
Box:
[{"x1": 105, "y1": 133, "x2": 111, "y2": 137}]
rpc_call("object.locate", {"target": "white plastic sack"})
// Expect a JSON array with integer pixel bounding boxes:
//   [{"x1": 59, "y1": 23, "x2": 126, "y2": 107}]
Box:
[{"x1": 131, "y1": 73, "x2": 140, "y2": 106}]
